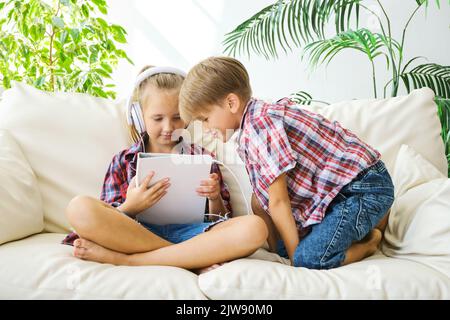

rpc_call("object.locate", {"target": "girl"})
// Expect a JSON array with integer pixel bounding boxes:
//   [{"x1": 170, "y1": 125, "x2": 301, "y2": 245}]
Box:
[{"x1": 62, "y1": 65, "x2": 267, "y2": 273}]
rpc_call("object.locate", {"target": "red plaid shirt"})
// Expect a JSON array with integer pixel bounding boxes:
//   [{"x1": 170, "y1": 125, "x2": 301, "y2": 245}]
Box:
[
  {"x1": 237, "y1": 97, "x2": 380, "y2": 234},
  {"x1": 62, "y1": 132, "x2": 232, "y2": 246}
]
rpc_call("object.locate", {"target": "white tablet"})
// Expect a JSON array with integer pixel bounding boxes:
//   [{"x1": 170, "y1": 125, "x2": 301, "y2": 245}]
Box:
[{"x1": 135, "y1": 153, "x2": 214, "y2": 225}]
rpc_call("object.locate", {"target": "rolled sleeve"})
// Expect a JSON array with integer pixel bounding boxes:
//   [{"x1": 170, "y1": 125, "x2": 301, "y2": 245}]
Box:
[{"x1": 100, "y1": 152, "x2": 128, "y2": 206}]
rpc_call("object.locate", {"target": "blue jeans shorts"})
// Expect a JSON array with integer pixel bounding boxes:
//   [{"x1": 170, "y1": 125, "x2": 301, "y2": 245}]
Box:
[
  {"x1": 136, "y1": 216, "x2": 228, "y2": 244},
  {"x1": 277, "y1": 160, "x2": 395, "y2": 269}
]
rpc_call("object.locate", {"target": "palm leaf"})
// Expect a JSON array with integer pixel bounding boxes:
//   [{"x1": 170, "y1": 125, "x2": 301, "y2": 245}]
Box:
[
  {"x1": 223, "y1": 0, "x2": 361, "y2": 60},
  {"x1": 302, "y1": 28, "x2": 398, "y2": 69},
  {"x1": 289, "y1": 90, "x2": 330, "y2": 105},
  {"x1": 435, "y1": 97, "x2": 450, "y2": 176},
  {"x1": 416, "y1": 0, "x2": 450, "y2": 8},
  {"x1": 289, "y1": 90, "x2": 313, "y2": 104},
  {"x1": 401, "y1": 63, "x2": 450, "y2": 98}
]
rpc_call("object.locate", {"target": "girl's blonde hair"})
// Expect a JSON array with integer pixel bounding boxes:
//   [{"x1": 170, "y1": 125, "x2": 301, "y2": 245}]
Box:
[
  {"x1": 179, "y1": 56, "x2": 252, "y2": 123},
  {"x1": 128, "y1": 65, "x2": 185, "y2": 144}
]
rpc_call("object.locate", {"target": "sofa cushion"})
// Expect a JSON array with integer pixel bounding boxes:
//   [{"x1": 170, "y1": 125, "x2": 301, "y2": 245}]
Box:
[
  {"x1": 392, "y1": 144, "x2": 445, "y2": 198},
  {"x1": 198, "y1": 251, "x2": 450, "y2": 299},
  {"x1": 0, "y1": 233, "x2": 207, "y2": 299},
  {"x1": 0, "y1": 130, "x2": 44, "y2": 245},
  {"x1": 0, "y1": 82, "x2": 130, "y2": 233},
  {"x1": 382, "y1": 179, "x2": 450, "y2": 278},
  {"x1": 382, "y1": 145, "x2": 450, "y2": 278}
]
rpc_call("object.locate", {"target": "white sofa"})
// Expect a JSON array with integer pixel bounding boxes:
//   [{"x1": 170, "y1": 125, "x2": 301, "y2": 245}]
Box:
[{"x1": 0, "y1": 83, "x2": 449, "y2": 299}]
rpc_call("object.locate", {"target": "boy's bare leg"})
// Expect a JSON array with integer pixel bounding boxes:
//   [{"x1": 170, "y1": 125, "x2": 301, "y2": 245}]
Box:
[
  {"x1": 251, "y1": 194, "x2": 280, "y2": 253},
  {"x1": 72, "y1": 215, "x2": 268, "y2": 269},
  {"x1": 66, "y1": 195, "x2": 172, "y2": 254}
]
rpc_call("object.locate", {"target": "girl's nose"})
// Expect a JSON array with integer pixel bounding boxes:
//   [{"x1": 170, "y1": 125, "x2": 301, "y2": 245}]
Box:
[{"x1": 163, "y1": 119, "x2": 175, "y2": 131}]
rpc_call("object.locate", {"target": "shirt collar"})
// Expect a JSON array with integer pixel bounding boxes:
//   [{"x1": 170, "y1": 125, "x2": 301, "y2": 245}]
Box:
[{"x1": 237, "y1": 98, "x2": 256, "y2": 144}]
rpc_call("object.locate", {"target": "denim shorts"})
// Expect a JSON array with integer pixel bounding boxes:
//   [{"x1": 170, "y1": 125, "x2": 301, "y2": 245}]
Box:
[
  {"x1": 136, "y1": 216, "x2": 228, "y2": 244},
  {"x1": 277, "y1": 160, "x2": 395, "y2": 269}
]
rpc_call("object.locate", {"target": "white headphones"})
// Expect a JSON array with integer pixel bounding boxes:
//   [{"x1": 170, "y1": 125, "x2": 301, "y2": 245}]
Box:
[{"x1": 126, "y1": 66, "x2": 187, "y2": 134}]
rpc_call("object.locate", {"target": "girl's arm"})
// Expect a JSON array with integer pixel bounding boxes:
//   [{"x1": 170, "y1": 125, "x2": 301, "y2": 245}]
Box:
[
  {"x1": 268, "y1": 173, "x2": 299, "y2": 264},
  {"x1": 208, "y1": 195, "x2": 227, "y2": 219},
  {"x1": 197, "y1": 173, "x2": 229, "y2": 221},
  {"x1": 202, "y1": 162, "x2": 233, "y2": 221}
]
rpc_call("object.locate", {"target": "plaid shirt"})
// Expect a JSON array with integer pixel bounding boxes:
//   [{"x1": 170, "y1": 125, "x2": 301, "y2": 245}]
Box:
[
  {"x1": 237, "y1": 97, "x2": 381, "y2": 234},
  {"x1": 62, "y1": 132, "x2": 232, "y2": 246}
]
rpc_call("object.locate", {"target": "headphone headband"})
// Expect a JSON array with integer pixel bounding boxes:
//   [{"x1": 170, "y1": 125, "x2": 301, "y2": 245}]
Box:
[
  {"x1": 133, "y1": 66, "x2": 187, "y2": 89},
  {"x1": 126, "y1": 66, "x2": 187, "y2": 128}
]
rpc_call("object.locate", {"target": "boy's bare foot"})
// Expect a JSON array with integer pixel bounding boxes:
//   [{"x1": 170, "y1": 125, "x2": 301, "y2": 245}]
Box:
[
  {"x1": 362, "y1": 228, "x2": 383, "y2": 256},
  {"x1": 73, "y1": 238, "x2": 125, "y2": 265},
  {"x1": 193, "y1": 263, "x2": 225, "y2": 275},
  {"x1": 342, "y1": 229, "x2": 382, "y2": 266}
]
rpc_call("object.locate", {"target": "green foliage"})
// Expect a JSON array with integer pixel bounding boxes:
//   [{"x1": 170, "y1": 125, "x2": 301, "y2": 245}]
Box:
[
  {"x1": 435, "y1": 98, "x2": 450, "y2": 176},
  {"x1": 223, "y1": 0, "x2": 362, "y2": 60},
  {"x1": 303, "y1": 28, "x2": 399, "y2": 97},
  {"x1": 401, "y1": 63, "x2": 450, "y2": 99},
  {"x1": 0, "y1": 0, "x2": 133, "y2": 99},
  {"x1": 289, "y1": 90, "x2": 313, "y2": 104}
]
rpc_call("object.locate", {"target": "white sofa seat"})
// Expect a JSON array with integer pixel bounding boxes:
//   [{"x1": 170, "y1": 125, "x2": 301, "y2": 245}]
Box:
[
  {"x1": 199, "y1": 251, "x2": 450, "y2": 300},
  {"x1": 0, "y1": 233, "x2": 207, "y2": 299}
]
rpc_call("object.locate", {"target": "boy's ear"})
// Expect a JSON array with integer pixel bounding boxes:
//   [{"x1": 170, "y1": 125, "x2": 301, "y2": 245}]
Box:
[{"x1": 226, "y1": 93, "x2": 241, "y2": 114}]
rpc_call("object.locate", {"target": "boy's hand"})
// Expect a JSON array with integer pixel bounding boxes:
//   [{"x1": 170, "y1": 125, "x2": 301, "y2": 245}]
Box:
[
  {"x1": 196, "y1": 173, "x2": 220, "y2": 201},
  {"x1": 119, "y1": 172, "x2": 170, "y2": 216}
]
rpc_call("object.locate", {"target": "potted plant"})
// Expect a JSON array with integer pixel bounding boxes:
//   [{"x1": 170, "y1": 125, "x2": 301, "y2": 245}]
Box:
[{"x1": 0, "y1": 0, "x2": 133, "y2": 99}]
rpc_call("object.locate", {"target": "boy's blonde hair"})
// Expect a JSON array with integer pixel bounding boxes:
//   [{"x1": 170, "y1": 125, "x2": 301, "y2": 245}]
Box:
[
  {"x1": 179, "y1": 56, "x2": 252, "y2": 123},
  {"x1": 128, "y1": 65, "x2": 185, "y2": 144}
]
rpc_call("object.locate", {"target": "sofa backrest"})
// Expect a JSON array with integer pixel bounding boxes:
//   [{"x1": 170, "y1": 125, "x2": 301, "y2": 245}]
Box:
[{"x1": 0, "y1": 83, "x2": 130, "y2": 233}]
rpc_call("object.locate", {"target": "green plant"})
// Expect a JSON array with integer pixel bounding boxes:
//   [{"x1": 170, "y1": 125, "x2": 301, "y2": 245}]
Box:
[
  {"x1": 223, "y1": 0, "x2": 450, "y2": 175},
  {"x1": 0, "y1": 0, "x2": 133, "y2": 99},
  {"x1": 436, "y1": 98, "x2": 450, "y2": 177}
]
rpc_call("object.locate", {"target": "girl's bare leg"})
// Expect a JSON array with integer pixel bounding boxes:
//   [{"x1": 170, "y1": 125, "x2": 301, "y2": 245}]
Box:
[
  {"x1": 65, "y1": 195, "x2": 172, "y2": 254},
  {"x1": 72, "y1": 215, "x2": 268, "y2": 269}
]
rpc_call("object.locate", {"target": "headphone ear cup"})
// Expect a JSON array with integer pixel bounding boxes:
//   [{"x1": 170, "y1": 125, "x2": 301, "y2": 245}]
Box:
[{"x1": 131, "y1": 102, "x2": 146, "y2": 134}]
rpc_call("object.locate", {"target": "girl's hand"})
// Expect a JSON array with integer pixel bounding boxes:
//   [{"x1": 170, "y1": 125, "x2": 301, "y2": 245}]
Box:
[
  {"x1": 196, "y1": 173, "x2": 220, "y2": 201},
  {"x1": 119, "y1": 172, "x2": 170, "y2": 216}
]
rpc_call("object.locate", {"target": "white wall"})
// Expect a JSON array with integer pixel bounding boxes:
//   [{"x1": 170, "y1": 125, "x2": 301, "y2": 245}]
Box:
[{"x1": 107, "y1": 0, "x2": 450, "y2": 103}]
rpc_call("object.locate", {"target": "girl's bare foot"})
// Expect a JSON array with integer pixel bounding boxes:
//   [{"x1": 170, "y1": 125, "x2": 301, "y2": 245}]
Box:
[{"x1": 73, "y1": 238, "x2": 126, "y2": 265}]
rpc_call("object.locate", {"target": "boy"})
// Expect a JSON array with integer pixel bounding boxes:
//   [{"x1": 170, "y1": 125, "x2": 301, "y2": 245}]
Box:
[{"x1": 179, "y1": 57, "x2": 394, "y2": 269}]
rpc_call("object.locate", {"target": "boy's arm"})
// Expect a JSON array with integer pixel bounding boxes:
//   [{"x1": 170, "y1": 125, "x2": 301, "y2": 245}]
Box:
[{"x1": 268, "y1": 173, "x2": 299, "y2": 264}]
